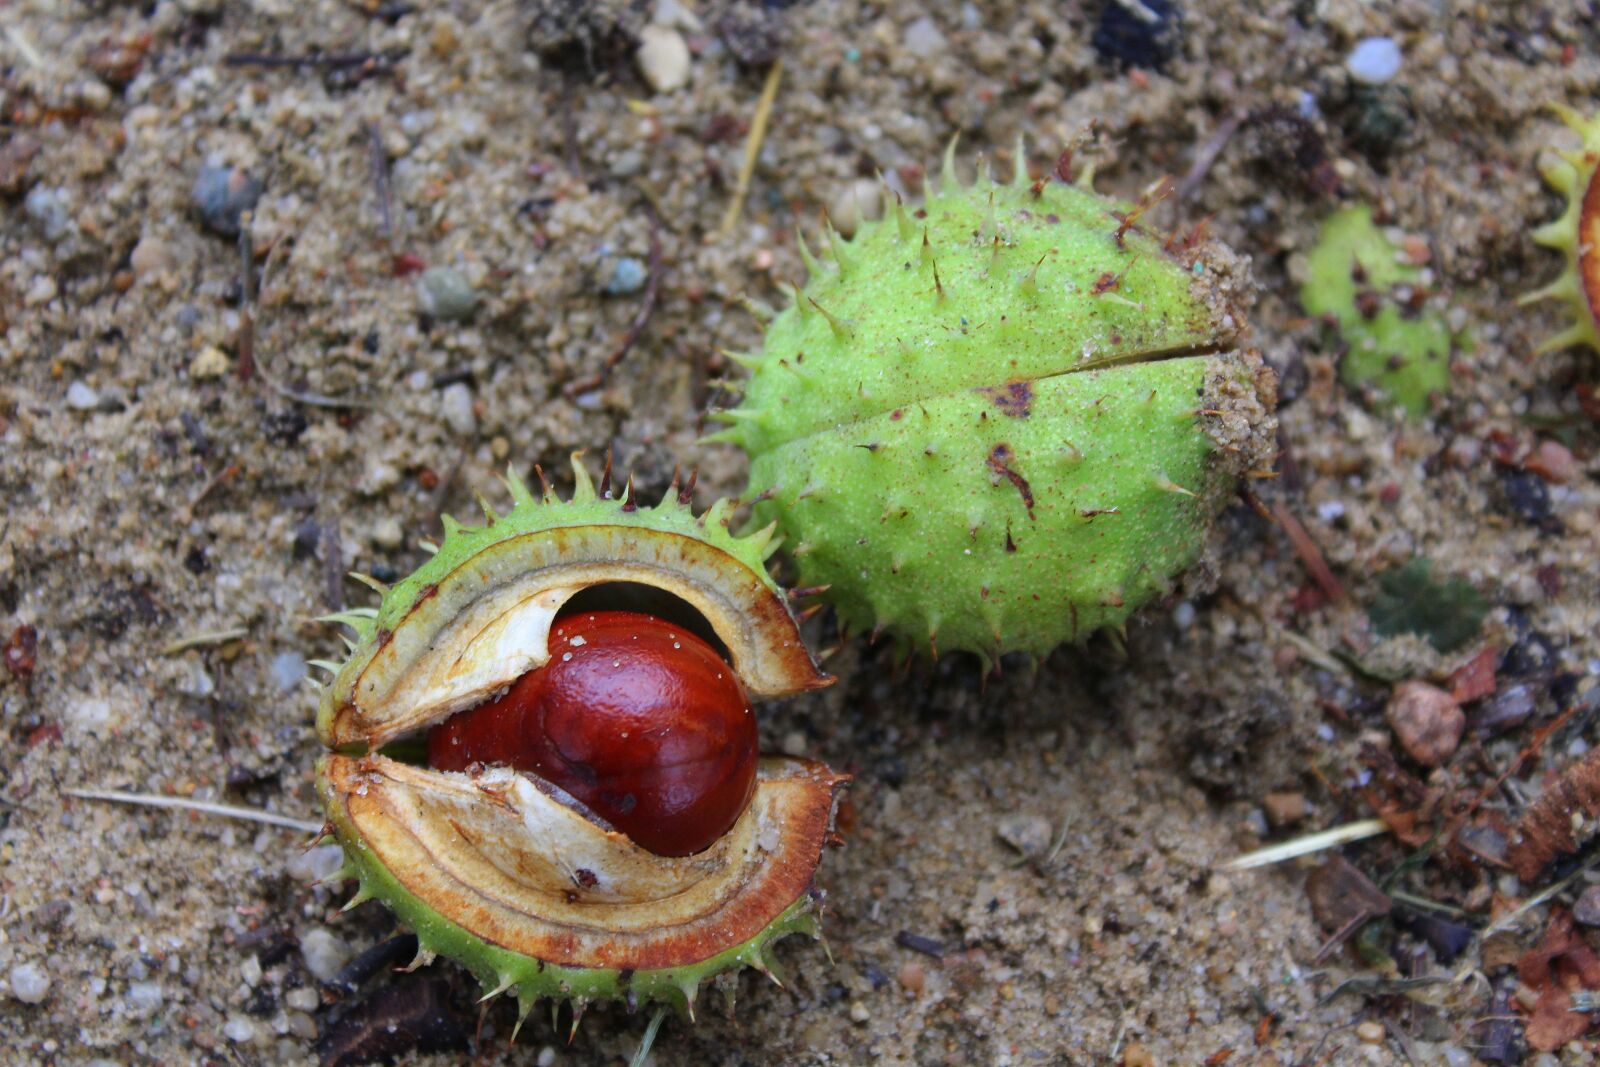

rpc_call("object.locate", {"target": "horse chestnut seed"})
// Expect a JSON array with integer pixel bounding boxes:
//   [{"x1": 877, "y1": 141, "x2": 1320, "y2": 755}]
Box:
[{"x1": 426, "y1": 610, "x2": 758, "y2": 856}]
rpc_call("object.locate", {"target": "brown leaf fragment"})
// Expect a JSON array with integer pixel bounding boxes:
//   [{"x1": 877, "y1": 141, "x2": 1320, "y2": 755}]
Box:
[
  {"x1": 1507, "y1": 747, "x2": 1600, "y2": 883},
  {"x1": 316, "y1": 977, "x2": 470, "y2": 1067},
  {"x1": 1518, "y1": 909, "x2": 1600, "y2": 1052},
  {"x1": 1305, "y1": 855, "x2": 1392, "y2": 935}
]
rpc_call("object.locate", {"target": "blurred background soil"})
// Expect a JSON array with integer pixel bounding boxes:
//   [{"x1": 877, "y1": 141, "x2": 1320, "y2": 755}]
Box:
[{"x1": 3, "y1": 1, "x2": 1600, "y2": 1064}]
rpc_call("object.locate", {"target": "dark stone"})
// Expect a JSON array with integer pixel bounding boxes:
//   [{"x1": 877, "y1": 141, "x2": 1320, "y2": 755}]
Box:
[{"x1": 1092, "y1": 0, "x2": 1180, "y2": 73}]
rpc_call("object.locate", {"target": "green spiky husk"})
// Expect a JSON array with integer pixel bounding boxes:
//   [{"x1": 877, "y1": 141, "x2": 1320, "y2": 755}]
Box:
[
  {"x1": 720, "y1": 154, "x2": 1275, "y2": 661},
  {"x1": 1521, "y1": 103, "x2": 1600, "y2": 355},
  {"x1": 316, "y1": 462, "x2": 783, "y2": 748},
  {"x1": 1301, "y1": 205, "x2": 1452, "y2": 416},
  {"x1": 312, "y1": 457, "x2": 840, "y2": 1025},
  {"x1": 317, "y1": 761, "x2": 823, "y2": 1021}
]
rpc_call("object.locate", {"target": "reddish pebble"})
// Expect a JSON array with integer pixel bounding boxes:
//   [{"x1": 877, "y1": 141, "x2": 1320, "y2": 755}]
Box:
[
  {"x1": 1523, "y1": 440, "x2": 1576, "y2": 484},
  {"x1": 1386, "y1": 680, "x2": 1464, "y2": 768},
  {"x1": 392, "y1": 252, "x2": 426, "y2": 277},
  {"x1": 4, "y1": 624, "x2": 37, "y2": 679},
  {"x1": 896, "y1": 961, "x2": 925, "y2": 995}
]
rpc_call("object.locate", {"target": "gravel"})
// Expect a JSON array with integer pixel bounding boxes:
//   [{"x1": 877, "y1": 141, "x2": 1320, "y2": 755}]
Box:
[{"x1": 8, "y1": 963, "x2": 50, "y2": 1005}]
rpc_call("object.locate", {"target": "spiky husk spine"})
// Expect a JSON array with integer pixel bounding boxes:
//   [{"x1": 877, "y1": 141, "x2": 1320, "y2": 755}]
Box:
[
  {"x1": 1521, "y1": 104, "x2": 1600, "y2": 355},
  {"x1": 716, "y1": 143, "x2": 1275, "y2": 664},
  {"x1": 311, "y1": 456, "x2": 836, "y2": 1031}
]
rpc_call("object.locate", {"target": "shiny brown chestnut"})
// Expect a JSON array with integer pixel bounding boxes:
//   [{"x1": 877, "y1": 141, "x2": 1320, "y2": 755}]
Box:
[{"x1": 427, "y1": 610, "x2": 758, "y2": 857}]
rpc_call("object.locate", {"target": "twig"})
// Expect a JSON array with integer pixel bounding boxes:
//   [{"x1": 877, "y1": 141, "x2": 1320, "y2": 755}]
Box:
[
  {"x1": 716, "y1": 57, "x2": 783, "y2": 239},
  {"x1": 1177, "y1": 109, "x2": 1247, "y2": 201},
  {"x1": 159, "y1": 627, "x2": 249, "y2": 655},
  {"x1": 237, "y1": 213, "x2": 256, "y2": 381},
  {"x1": 1218, "y1": 818, "x2": 1389, "y2": 870},
  {"x1": 1271, "y1": 502, "x2": 1347, "y2": 604},
  {"x1": 63, "y1": 788, "x2": 324, "y2": 834},
  {"x1": 1480, "y1": 850, "x2": 1600, "y2": 939},
  {"x1": 252, "y1": 233, "x2": 375, "y2": 408},
  {"x1": 366, "y1": 121, "x2": 393, "y2": 244},
  {"x1": 175, "y1": 462, "x2": 240, "y2": 523},
  {"x1": 563, "y1": 203, "x2": 664, "y2": 398},
  {"x1": 321, "y1": 519, "x2": 345, "y2": 612},
  {"x1": 224, "y1": 49, "x2": 405, "y2": 72}
]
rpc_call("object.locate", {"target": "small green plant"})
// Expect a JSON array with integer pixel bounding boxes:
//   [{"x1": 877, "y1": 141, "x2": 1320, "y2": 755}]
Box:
[
  {"x1": 1368, "y1": 557, "x2": 1488, "y2": 654},
  {"x1": 1301, "y1": 206, "x2": 1452, "y2": 416}
]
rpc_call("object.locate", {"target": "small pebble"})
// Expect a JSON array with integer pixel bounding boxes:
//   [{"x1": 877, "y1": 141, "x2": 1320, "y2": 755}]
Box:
[
  {"x1": 286, "y1": 1012, "x2": 317, "y2": 1041},
  {"x1": 417, "y1": 266, "x2": 479, "y2": 322},
  {"x1": 269, "y1": 650, "x2": 307, "y2": 692},
  {"x1": 1120, "y1": 1044, "x2": 1155, "y2": 1067},
  {"x1": 284, "y1": 986, "x2": 321, "y2": 1012},
  {"x1": 126, "y1": 980, "x2": 163, "y2": 1017},
  {"x1": 286, "y1": 842, "x2": 345, "y2": 884},
  {"x1": 190, "y1": 345, "x2": 231, "y2": 380},
  {"x1": 1356, "y1": 1019, "x2": 1386, "y2": 1044},
  {"x1": 896, "y1": 961, "x2": 924, "y2": 994},
  {"x1": 848, "y1": 1000, "x2": 870, "y2": 1024},
  {"x1": 600, "y1": 255, "x2": 647, "y2": 295},
  {"x1": 903, "y1": 16, "x2": 947, "y2": 57},
  {"x1": 1574, "y1": 885, "x2": 1600, "y2": 927},
  {"x1": 298, "y1": 927, "x2": 353, "y2": 982},
  {"x1": 827, "y1": 178, "x2": 883, "y2": 238},
  {"x1": 536, "y1": 1048, "x2": 557, "y2": 1067},
  {"x1": 25, "y1": 186, "x2": 72, "y2": 241},
  {"x1": 66, "y1": 381, "x2": 100, "y2": 410},
  {"x1": 24, "y1": 274, "x2": 57, "y2": 306},
  {"x1": 372, "y1": 516, "x2": 404, "y2": 550},
  {"x1": 223, "y1": 1015, "x2": 257, "y2": 1043},
  {"x1": 1347, "y1": 37, "x2": 1403, "y2": 85},
  {"x1": 240, "y1": 955, "x2": 263, "y2": 987},
  {"x1": 1524, "y1": 440, "x2": 1575, "y2": 484},
  {"x1": 8, "y1": 962, "x2": 50, "y2": 1004},
  {"x1": 636, "y1": 25, "x2": 691, "y2": 93},
  {"x1": 0, "y1": 133, "x2": 41, "y2": 196},
  {"x1": 440, "y1": 381, "x2": 478, "y2": 436},
  {"x1": 1263, "y1": 792, "x2": 1308, "y2": 827},
  {"x1": 780, "y1": 730, "x2": 806, "y2": 756},
  {"x1": 996, "y1": 812, "x2": 1052, "y2": 856},
  {"x1": 1386, "y1": 680, "x2": 1463, "y2": 767},
  {"x1": 192, "y1": 165, "x2": 262, "y2": 237}
]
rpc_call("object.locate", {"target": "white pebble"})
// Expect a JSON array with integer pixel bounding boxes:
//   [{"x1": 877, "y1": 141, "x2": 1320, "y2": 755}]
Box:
[
  {"x1": 66, "y1": 381, "x2": 100, "y2": 410},
  {"x1": 903, "y1": 16, "x2": 947, "y2": 57},
  {"x1": 9, "y1": 962, "x2": 50, "y2": 1004},
  {"x1": 1172, "y1": 601, "x2": 1196, "y2": 630},
  {"x1": 24, "y1": 274, "x2": 57, "y2": 306},
  {"x1": 636, "y1": 25, "x2": 690, "y2": 93},
  {"x1": 536, "y1": 1048, "x2": 558, "y2": 1067},
  {"x1": 372, "y1": 516, "x2": 404, "y2": 549},
  {"x1": 1346, "y1": 37, "x2": 1402, "y2": 85},
  {"x1": 284, "y1": 986, "x2": 320, "y2": 1012},
  {"x1": 66, "y1": 696, "x2": 114, "y2": 732},
  {"x1": 240, "y1": 955, "x2": 263, "y2": 988},
  {"x1": 269, "y1": 650, "x2": 307, "y2": 692},
  {"x1": 440, "y1": 382, "x2": 477, "y2": 437},
  {"x1": 125, "y1": 980, "x2": 164, "y2": 1017},
  {"x1": 285, "y1": 843, "x2": 345, "y2": 883},
  {"x1": 223, "y1": 1015, "x2": 257, "y2": 1043},
  {"x1": 298, "y1": 927, "x2": 352, "y2": 982}
]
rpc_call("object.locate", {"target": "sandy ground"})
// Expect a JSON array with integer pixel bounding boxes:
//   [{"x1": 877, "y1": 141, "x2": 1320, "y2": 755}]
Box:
[{"x1": 3, "y1": 1, "x2": 1600, "y2": 1064}]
